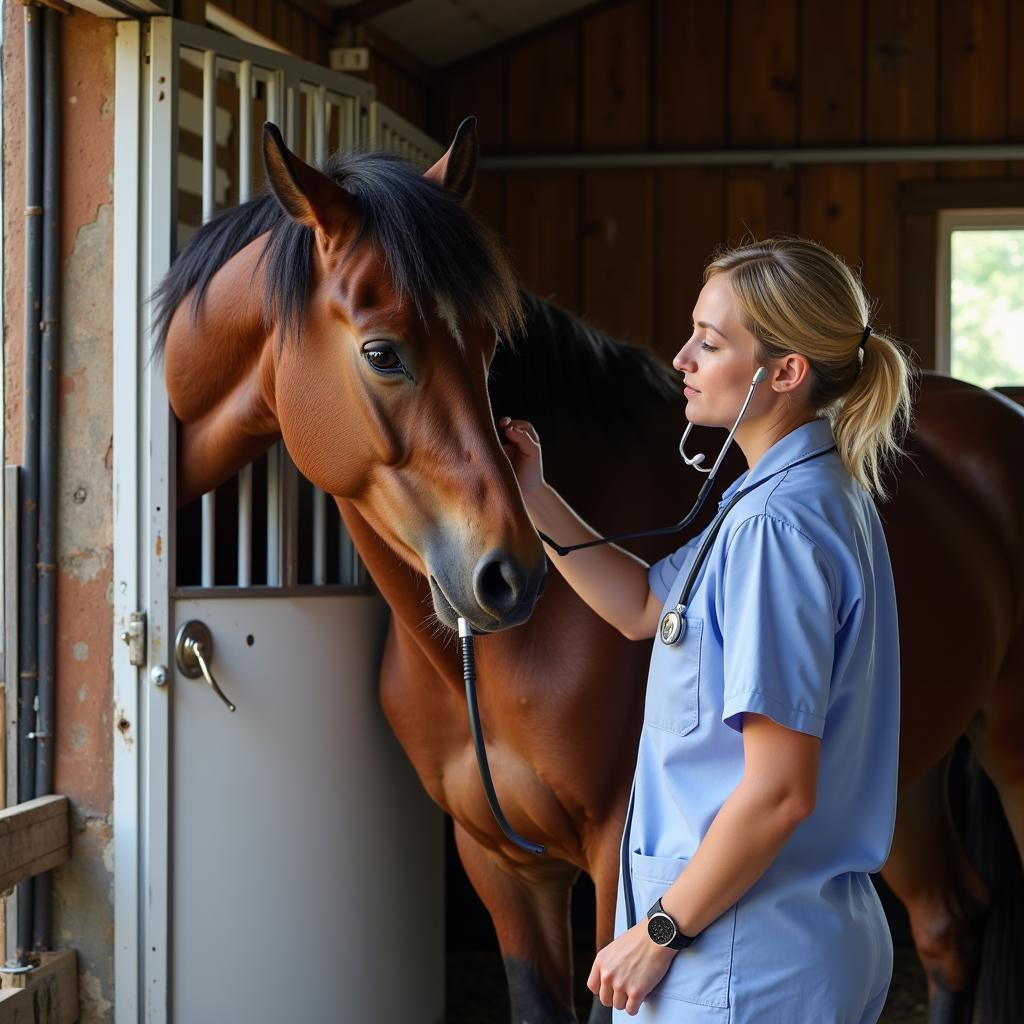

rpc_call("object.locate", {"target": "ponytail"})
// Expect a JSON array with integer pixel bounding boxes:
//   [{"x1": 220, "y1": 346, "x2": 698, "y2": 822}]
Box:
[{"x1": 705, "y1": 238, "x2": 916, "y2": 502}]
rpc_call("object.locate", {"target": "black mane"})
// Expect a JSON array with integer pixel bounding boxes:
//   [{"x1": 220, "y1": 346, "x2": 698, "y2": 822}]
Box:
[
  {"x1": 150, "y1": 149, "x2": 523, "y2": 353},
  {"x1": 491, "y1": 293, "x2": 680, "y2": 437}
]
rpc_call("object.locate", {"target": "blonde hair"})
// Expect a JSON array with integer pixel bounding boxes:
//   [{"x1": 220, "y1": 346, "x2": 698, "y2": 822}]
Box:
[{"x1": 705, "y1": 238, "x2": 915, "y2": 501}]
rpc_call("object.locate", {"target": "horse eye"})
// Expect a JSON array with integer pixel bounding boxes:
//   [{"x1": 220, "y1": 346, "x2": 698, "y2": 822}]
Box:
[{"x1": 364, "y1": 347, "x2": 404, "y2": 373}]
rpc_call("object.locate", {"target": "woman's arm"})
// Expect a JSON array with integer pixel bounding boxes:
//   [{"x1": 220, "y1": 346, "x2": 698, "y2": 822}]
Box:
[
  {"x1": 587, "y1": 715, "x2": 820, "y2": 1015},
  {"x1": 501, "y1": 418, "x2": 663, "y2": 640}
]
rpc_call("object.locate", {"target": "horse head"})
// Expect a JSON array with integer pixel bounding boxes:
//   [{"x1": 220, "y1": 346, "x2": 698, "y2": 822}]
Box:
[{"x1": 161, "y1": 119, "x2": 546, "y2": 633}]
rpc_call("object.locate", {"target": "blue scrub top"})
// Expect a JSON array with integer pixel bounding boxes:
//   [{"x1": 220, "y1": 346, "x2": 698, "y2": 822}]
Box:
[{"x1": 616, "y1": 417, "x2": 899, "y2": 1023}]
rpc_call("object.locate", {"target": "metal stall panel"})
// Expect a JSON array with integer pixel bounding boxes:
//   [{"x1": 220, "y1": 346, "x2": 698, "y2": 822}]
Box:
[{"x1": 115, "y1": 19, "x2": 445, "y2": 1023}]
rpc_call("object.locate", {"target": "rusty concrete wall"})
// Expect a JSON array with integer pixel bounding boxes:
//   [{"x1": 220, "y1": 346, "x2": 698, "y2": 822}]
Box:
[{"x1": 3, "y1": 7, "x2": 116, "y2": 1021}]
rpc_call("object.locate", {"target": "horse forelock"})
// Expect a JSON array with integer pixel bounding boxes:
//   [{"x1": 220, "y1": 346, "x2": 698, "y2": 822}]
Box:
[{"x1": 151, "y1": 149, "x2": 523, "y2": 359}]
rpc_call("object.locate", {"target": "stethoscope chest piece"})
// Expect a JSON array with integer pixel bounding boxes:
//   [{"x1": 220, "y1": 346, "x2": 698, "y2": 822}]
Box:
[{"x1": 660, "y1": 606, "x2": 687, "y2": 646}]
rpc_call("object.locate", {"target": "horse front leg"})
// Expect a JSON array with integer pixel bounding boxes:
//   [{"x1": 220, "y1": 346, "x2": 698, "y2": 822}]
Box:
[
  {"x1": 882, "y1": 753, "x2": 990, "y2": 1023},
  {"x1": 454, "y1": 821, "x2": 581, "y2": 1024}
]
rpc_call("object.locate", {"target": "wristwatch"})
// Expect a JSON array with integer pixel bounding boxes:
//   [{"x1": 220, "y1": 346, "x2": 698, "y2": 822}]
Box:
[{"x1": 646, "y1": 898, "x2": 697, "y2": 950}]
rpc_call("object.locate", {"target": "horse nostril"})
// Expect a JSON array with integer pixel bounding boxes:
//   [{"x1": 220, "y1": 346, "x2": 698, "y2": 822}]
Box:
[{"x1": 473, "y1": 552, "x2": 521, "y2": 617}]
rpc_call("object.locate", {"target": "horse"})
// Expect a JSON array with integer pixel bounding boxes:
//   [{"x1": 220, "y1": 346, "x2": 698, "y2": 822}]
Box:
[{"x1": 154, "y1": 120, "x2": 1024, "y2": 1023}]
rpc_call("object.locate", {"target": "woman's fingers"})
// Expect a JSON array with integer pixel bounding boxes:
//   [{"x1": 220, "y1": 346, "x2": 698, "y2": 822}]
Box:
[{"x1": 499, "y1": 416, "x2": 540, "y2": 446}]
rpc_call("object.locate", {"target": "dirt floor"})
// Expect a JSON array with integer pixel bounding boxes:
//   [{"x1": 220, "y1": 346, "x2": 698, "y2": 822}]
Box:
[{"x1": 446, "y1": 946, "x2": 929, "y2": 1023}]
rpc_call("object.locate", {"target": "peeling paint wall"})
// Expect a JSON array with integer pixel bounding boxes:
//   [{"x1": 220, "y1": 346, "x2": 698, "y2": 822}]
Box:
[{"x1": 3, "y1": 8, "x2": 116, "y2": 1021}]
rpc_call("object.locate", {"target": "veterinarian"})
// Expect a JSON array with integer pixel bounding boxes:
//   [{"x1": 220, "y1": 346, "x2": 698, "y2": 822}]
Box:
[{"x1": 501, "y1": 237, "x2": 912, "y2": 1022}]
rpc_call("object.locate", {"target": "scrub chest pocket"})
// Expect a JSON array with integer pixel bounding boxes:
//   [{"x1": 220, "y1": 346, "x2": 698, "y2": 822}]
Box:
[
  {"x1": 630, "y1": 851, "x2": 736, "y2": 1007},
  {"x1": 644, "y1": 617, "x2": 703, "y2": 736}
]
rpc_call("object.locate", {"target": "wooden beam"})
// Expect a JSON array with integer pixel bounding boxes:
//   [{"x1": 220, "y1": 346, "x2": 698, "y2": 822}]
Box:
[
  {"x1": 898, "y1": 178, "x2": 1024, "y2": 213},
  {"x1": 0, "y1": 796, "x2": 69, "y2": 894},
  {"x1": 0, "y1": 951, "x2": 77, "y2": 1024},
  {"x1": 339, "y1": 0, "x2": 412, "y2": 24}
]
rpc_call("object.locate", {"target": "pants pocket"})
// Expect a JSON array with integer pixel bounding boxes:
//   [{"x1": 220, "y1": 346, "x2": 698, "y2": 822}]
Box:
[{"x1": 630, "y1": 850, "x2": 736, "y2": 1008}]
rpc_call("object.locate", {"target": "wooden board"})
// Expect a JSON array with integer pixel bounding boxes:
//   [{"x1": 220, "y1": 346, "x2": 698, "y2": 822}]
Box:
[
  {"x1": 729, "y1": 0, "x2": 798, "y2": 145},
  {"x1": 900, "y1": 209, "x2": 937, "y2": 369},
  {"x1": 581, "y1": 170, "x2": 655, "y2": 344},
  {"x1": 1010, "y1": 0, "x2": 1024, "y2": 177},
  {"x1": 0, "y1": 796, "x2": 68, "y2": 894},
  {"x1": 862, "y1": 162, "x2": 934, "y2": 340},
  {"x1": 506, "y1": 21, "x2": 579, "y2": 153},
  {"x1": 652, "y1": 0, "x2": 727, "y2": 148},
  {"x1": 725, "y1": 170, "x2": 796, "y2": 242},
  {"x1": 468, "y1": 171, "x2": 505, "y2": 240},
  {"x1": 434, "y1": 58, "x2": 506, "y2": 155},
  {"x1": 939, "y1": 0, "x2": 1008, "y2": 178},
  {"x1": 864, "y1": 0, "x2": 939, "y2": 142},
  {"x1": 797, "y1": 165, "x2": 863, "y2": 263},
  {"x1": 581, "y1": 0, "x2": 651, "y2": 151},
  {"x1": 505, "y1": 172, "x2": 580, "y2": 311},
  {"x1": 654, "y1": 169, "x2": 725, "y2": 360},
  {"x1": 0, "y1": 951, "x2": 77, "y2": 1024},
  {"x1": 799, "y1": 0, "x2": 862, "y2": 144}
]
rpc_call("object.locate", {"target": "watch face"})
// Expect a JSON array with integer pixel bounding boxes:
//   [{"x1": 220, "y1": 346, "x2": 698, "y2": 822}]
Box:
[{"x1": 647, "y1": 913, "x2": 677, "y2": 946}]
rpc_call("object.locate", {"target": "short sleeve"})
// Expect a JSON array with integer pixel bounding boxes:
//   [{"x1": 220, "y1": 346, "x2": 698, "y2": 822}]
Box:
[
  {"x1": 721, "y1": 515, "x2": 837, "y2": 738},
  {"x1": 647, "y1": 536, "x2": 701, "y2": 604}
]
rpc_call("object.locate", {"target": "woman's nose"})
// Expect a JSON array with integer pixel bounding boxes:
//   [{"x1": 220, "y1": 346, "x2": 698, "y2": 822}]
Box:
[{"x1": 672, "y1": 336, "x2": 698, "y2": 372}]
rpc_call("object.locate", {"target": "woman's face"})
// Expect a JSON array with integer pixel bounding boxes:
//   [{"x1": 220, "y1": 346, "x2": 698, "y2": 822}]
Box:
[{"x1": 672, "y1": 273, "x2": 766, "y2": 429}]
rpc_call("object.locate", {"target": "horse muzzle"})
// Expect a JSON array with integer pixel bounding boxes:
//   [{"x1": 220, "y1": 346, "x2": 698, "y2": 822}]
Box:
[{"x1": 427, "y1": 547, "x2": 547, "y2": 633}]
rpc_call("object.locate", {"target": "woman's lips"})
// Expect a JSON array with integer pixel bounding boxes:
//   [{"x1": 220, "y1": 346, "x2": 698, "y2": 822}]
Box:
[{"x1": 684, "y1": 385, "x2": 700, "y2": 397}]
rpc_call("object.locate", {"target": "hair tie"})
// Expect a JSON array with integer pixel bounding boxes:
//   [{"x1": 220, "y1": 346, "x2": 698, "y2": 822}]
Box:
[{"x1": 859, "y1": 325, "x2": 871, "y2": 349}]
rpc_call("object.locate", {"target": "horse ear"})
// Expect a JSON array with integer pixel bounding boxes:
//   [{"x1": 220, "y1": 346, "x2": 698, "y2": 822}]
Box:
[
  {"x1": 261, "y1": 121, "x2": 353, "y2": 237},
  {"x1": 424, "y1": 116, "x2": 478, "y2": 203}
]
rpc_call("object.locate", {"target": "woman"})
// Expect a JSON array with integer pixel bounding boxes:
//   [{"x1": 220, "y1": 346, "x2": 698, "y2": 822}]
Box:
[{"x1": 500, "y1": 238, "x2": 913, "y2": 1022}]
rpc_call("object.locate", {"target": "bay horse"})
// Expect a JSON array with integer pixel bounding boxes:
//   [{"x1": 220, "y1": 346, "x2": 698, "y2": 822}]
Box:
[{"x1": 155, "y1": 120, "x2": 1024, "y2": 1023}]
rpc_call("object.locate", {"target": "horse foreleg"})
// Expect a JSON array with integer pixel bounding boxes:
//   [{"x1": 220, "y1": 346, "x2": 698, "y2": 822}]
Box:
[
  {"x1": 579, "y1": 831, "x2": 625, "y2": 1024},
  {"x1": 883, "y1": 753, "x2": 990, "y2": 1021},
  {"x1": 455, "y1": 821, "x2": 580, "y2": 1024}
]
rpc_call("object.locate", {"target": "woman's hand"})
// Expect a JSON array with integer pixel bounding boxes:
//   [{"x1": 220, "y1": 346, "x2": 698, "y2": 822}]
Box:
[
  {"x1": 587, "y1": 921, "x2": 676, "y2": 1016},
  {"x1": 499, "y1": 417, "x2": 546, "y2": 498}
]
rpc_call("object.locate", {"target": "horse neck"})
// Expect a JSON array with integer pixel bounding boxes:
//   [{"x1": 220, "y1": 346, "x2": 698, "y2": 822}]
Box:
[{"x1": 164, "y1": 233, "x2": 275, "y2": 427}]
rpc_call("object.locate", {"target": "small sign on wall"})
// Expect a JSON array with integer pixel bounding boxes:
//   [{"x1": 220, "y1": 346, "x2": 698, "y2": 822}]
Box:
[{"x1": 330, "y1": 47, "x2": 371, "y2": 73}]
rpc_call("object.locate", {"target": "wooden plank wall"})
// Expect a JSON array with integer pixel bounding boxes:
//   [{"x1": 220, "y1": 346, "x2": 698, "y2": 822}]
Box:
[{"x1": 432, "y1": 0, "x2": 1024, "y2": 367}]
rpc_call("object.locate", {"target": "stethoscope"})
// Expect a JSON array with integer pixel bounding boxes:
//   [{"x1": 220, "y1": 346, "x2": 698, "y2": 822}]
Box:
[{"x1": 457, "y1": 366, "x2": 829, "y2": 856}]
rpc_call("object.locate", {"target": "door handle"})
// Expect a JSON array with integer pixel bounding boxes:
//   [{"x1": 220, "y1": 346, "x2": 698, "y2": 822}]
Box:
[{"x1": 174, "y1": 620, "x2": 238, "y2": 712}]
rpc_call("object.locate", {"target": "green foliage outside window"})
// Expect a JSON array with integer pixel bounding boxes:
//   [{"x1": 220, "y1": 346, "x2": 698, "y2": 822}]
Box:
[{"x1": 950, "y1": 229, "x2": 1024, "y2": 388}]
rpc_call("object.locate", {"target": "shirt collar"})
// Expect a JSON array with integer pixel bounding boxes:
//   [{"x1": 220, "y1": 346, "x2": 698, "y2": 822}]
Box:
[{"x1": 717, "y1": 417, "x2": 836, "y2": 507}]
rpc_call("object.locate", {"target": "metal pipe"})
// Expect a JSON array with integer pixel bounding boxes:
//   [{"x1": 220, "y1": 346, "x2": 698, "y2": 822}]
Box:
[
  {"x1": 479, "y1": 142, "x2": 1024, "y2": 173},
  {"x1": 200, "y1": 48, "x2": 216, "y2": 586},
  {"x1": 32, "y1": 4, "x2": 62, "y2": 952},
  {"x1": 236, "y1": 59, "x2": 253, "y2": 587},
  {"x1": 15, "y1": 1, "x2": 44, "y2": 965}
]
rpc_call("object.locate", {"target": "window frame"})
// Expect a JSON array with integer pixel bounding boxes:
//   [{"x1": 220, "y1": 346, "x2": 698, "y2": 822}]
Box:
[{"x1": 936, "y1": 208, "x2": 1024, "y2": 380}]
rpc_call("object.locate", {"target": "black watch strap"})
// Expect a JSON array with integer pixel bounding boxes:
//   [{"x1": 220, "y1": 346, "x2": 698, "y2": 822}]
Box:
[{"x1": 646, "y1": 898, "x2": 697, "y2": 950}]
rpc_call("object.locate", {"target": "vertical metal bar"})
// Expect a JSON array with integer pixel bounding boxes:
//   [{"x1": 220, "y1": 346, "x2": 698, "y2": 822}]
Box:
[
  {"x1": 202, "y1": 48, "x2": 216, "y2": 223},
  {"x1": 304, "y1": 85, "x2": 315, "y2": 163},
  {"x1": 33, "y1": 4, "x2": 62, "y2": 950},
  {"x1": 112, "y1": 20, "x2": 142, "y2": 1015},
  {"x1": 313, "y1": 489, "x2": 326, "y2": 585},
  {"x1": 237, "y1": 467, "x2": 252, "y2": 587},
  {"x1": 200, "y1": 47, "x2": 216, "y2": 586},
  {"x1": 15, "y1": 1, "x2": 43, "y2": 963},
  {"x1": 4, "y1": 467, "x2": 20, "y2": 963},
  {"x1": 280, "y1": 450, "x2": 298, "y2": 588},
  {"x1": 314, "y1": 84, "x2": 326, "y2": 164},
  {"x1": 238, "y1": 60, "x2": 252, "y2": 203},
  {"x1": 142, "y1": 17, "x2": 178, "y2": 1020},
  {"x1": 266, "y1": 444, "x2": 280, "y2": 586},
  {"x1": 236, "y1": 58, "x2": 253, "y2": 586}
]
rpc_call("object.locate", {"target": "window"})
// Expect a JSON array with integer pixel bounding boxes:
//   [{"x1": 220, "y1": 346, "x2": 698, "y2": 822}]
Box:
[{"x1": 937, "y1": 210, "x2": 1024, "y2": 388}]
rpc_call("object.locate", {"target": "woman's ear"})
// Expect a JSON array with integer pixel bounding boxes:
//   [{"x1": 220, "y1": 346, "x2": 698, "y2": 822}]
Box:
[{"x1": 772, "y1": 353, "x2": 812, "y2": 393}]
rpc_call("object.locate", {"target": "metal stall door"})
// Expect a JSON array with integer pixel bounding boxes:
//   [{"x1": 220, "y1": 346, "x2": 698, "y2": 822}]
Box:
[{"x1": 113, "y1": 20, "x2": 445, "y2": 1024}]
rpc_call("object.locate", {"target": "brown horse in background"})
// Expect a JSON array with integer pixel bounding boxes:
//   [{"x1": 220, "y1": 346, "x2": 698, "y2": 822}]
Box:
[{"x1": 156, "y1": 120, "x2": 1024, "y2": 1023}]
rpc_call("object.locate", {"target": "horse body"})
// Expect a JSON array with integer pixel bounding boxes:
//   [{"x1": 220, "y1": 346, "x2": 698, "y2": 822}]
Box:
[{"x1": 158, "y1": 122, "x2": 1024, "y2": 1023}]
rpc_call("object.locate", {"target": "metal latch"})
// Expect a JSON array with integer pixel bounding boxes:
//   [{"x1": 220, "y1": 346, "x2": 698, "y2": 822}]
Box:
[{"x1": 120, "y1": 611, "x2": 146, "y2": 667}]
